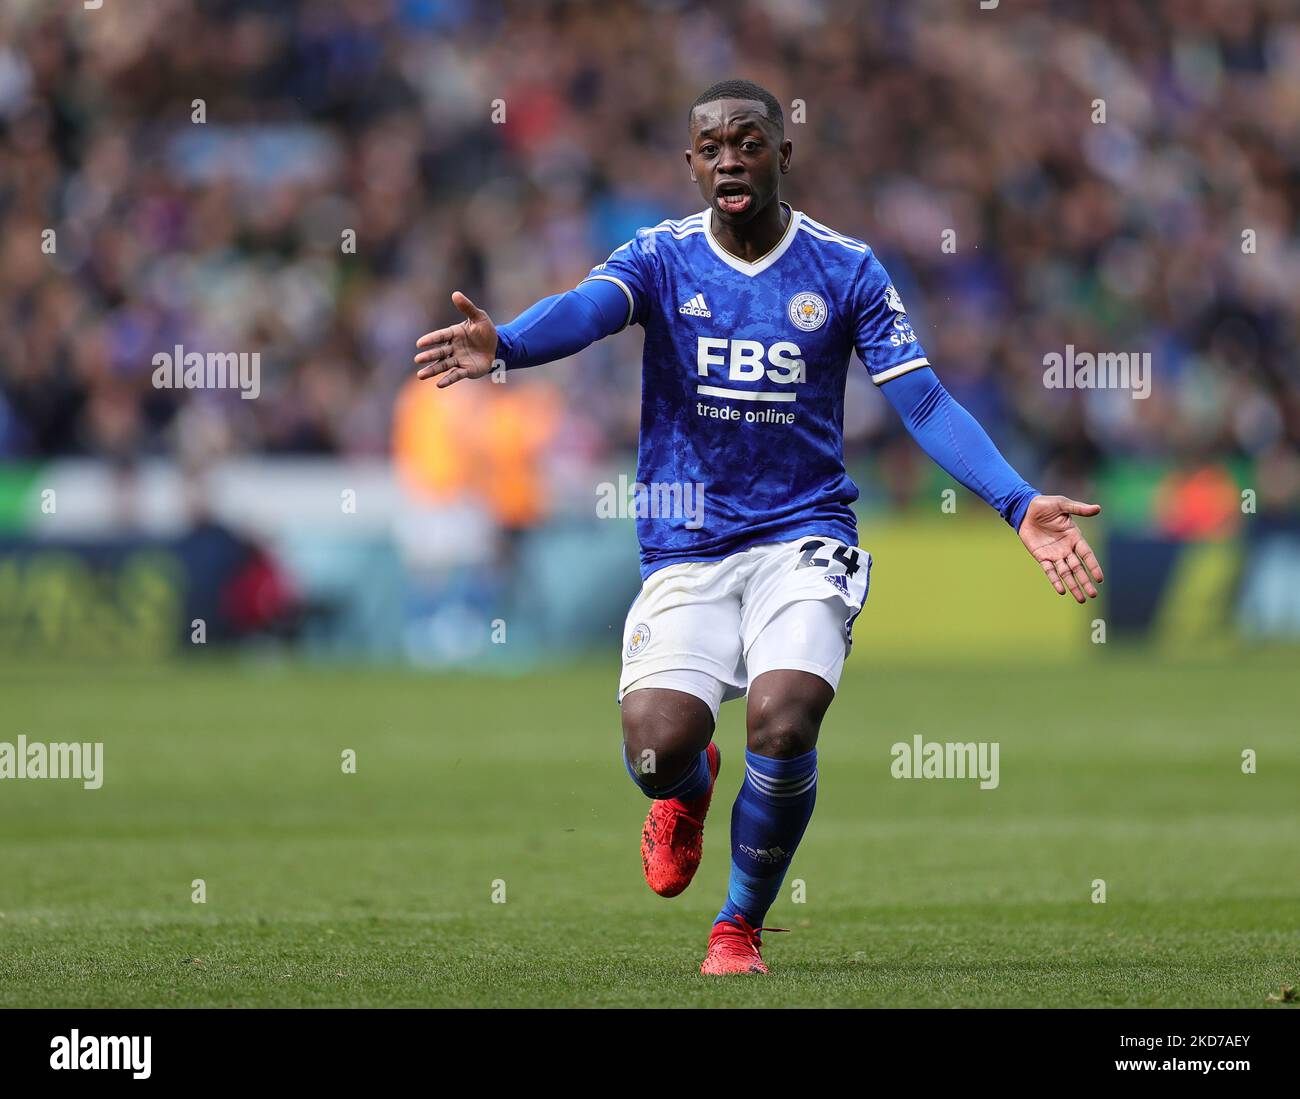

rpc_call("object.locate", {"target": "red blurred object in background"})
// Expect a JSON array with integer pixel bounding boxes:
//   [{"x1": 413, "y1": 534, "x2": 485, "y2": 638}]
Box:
[{"x1": 1155, "y1": 464, "x2": 1242, "y2": 541}]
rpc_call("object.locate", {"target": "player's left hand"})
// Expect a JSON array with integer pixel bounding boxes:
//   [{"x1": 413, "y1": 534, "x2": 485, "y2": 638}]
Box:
[{"x1": 1017, "y1": 495, "x2": 1104, "y2": 603}]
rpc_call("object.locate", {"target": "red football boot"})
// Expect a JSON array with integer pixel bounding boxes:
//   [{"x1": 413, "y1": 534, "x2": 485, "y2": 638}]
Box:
[
  {"x1": 699, "y1": 914, "x2": 786, "y2": 975},
  {"x1": 640, "y1": 742, "x2": 721, "y2": 898}
]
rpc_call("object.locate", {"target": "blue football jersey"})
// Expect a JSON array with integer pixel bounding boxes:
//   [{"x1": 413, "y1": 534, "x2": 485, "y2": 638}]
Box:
[{"x1": 583, "y1": 204, "x2": 930, "y2": 578}]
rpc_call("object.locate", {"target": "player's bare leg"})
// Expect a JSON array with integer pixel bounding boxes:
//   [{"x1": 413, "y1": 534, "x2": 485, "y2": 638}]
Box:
[
  {"x1": 745, "y1": 669, "x2": 833, "y2": 759},
  {"x1": 702, "y1": 669, "x2": 833, "y2": 975},
  {"x1": 621, "y1": 687, "x2": 722, "y2": 898}
]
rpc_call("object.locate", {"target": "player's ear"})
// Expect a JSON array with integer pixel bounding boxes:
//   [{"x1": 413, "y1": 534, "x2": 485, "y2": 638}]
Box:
[
  {"x1": 684, "y1": 148, "x2": 695, "y2": 182},
  {"x1": 779, "y1": 138, "x2": 792, "y2": 174}
]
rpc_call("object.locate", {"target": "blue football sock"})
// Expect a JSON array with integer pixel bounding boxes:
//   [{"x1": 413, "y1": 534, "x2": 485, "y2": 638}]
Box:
[
  {"x1": 716, "y1": 748, "x2": 817, "y2": 929},
  {"x1": 623, "y1": 745, "x2": 711, "y2": 802}
]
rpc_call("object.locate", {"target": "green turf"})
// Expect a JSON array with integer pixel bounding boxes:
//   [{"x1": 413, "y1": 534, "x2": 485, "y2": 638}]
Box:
[{"x1": 1, "y1": 650, "x2": 1297, "y2": 1007}]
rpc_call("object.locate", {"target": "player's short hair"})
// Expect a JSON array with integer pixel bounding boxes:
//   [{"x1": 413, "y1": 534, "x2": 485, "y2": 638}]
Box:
[{"x1": 689, "y1": 79, "x2": 784, "y2": 137}]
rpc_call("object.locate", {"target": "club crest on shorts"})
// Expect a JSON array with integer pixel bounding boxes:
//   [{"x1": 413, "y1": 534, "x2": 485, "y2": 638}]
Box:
[
  {"x1": 626, "y1": 622, "x2": 651, "y2": 658},
  {"x1": 788, "y1": 291, "x2": 828, "y2": 332}
]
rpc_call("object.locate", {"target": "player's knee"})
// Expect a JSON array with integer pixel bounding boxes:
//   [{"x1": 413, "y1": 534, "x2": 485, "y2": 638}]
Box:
[
  {"x1": 620, "y1": 688, "x2": 713, "y2": 786},
  {"x1": 747, "y1": 672, "x2": 832, "y2": 759},
  {"x1": 747, "y1": 711, "x2": 819, "y2": 759},
  {"x1": 747, "y1": 690, "x2": 827, "y2": 758}
]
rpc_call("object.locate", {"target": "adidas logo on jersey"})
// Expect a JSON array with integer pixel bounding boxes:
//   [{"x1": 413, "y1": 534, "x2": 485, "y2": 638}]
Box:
[{"x1": 678, "y1": 293, "x2": 712, "y2": 318}]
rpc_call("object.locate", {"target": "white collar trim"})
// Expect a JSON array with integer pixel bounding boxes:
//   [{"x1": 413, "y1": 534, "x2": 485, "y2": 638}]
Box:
[{"x1": 703, "y1": 203, "x2": 801, "y2": 276}]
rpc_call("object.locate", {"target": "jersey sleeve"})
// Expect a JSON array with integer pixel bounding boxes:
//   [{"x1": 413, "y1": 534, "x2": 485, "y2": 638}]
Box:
[
  {"x1": 851, "y1": 251, "x2": 930, "y2": 385},
  {"x1": 494, "y1": 278, "x2": 634, "y2": 370},
  {"x1": 880, "y1": 366, "x2": 1040, "y2": 530},
  {"x1": 579, "y1": 231, "x2": 658, "y2": 330}
]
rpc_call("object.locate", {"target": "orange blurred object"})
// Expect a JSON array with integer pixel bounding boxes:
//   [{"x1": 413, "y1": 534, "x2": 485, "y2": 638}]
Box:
[
  {"x1": 1154, "y1": 464, "x2": 1242, "y2": 540},
  {"x1": 393, "y1": 375, "x2": 561, "y2": 530}
]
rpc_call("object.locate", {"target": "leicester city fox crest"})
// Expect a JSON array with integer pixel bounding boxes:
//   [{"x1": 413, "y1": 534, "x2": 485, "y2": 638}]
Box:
[
  {"x1": 626, "y1": 622, "x2": 651, "y2": 658},
  {"x1": 787, "y1": 291, "x2": 828, "y2": 332}
]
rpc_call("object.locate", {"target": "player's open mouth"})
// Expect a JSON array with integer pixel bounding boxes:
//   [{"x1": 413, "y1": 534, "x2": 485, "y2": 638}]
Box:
[{"x1": 715, "y1": 184, "x2": 752, "y2": 215}]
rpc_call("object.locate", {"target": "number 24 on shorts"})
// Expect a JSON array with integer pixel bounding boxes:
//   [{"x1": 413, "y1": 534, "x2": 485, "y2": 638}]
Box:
[{"x1": 795, "y1": 539, "x2": 862, "y2": 576}]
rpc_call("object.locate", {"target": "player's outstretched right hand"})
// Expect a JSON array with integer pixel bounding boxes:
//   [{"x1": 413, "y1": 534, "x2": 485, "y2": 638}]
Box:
[{"x1": 414, "y1": 292, "x2": 498, "y2": 387}]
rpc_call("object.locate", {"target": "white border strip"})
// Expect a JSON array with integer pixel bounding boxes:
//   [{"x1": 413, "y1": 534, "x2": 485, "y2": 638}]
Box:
[
  {"x1": 871, "y1": 357, "x2": 930, "y2": 385},
  {"x1": 581, "y1": 274, "x2": 635, "y2": 330},
  {"x1": 696, "y1": 385, "x2": 797, "y2": 402},
  {"x1": 703, "y1": 205, "x2": 802, "y2": 277}
]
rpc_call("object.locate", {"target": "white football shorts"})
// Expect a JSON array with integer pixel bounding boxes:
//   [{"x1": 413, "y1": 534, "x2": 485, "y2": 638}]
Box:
[{"x1": 618, "y1": 535, "x2": 871, "y2": 720}]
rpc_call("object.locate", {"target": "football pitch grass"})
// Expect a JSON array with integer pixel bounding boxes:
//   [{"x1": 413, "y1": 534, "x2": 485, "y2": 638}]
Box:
[{"x1": 1, "y1": 650, "x2": 1296, "y2": 1009}]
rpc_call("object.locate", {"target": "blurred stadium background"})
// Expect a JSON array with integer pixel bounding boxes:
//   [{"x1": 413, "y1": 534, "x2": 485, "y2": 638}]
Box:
[{"x1": 1, "y1": 0, "x2": 1298, "y2": 665}]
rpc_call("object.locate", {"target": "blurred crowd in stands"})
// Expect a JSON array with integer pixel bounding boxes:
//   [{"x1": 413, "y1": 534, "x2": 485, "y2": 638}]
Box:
[{"x1": 1, "y1": 0, "x2": 1297, "y2": 536}]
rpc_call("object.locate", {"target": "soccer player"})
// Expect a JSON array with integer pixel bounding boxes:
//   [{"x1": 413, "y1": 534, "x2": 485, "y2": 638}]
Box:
[{"x1": 414, "y1": 79, "x2": 1104, "y2": 975}]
